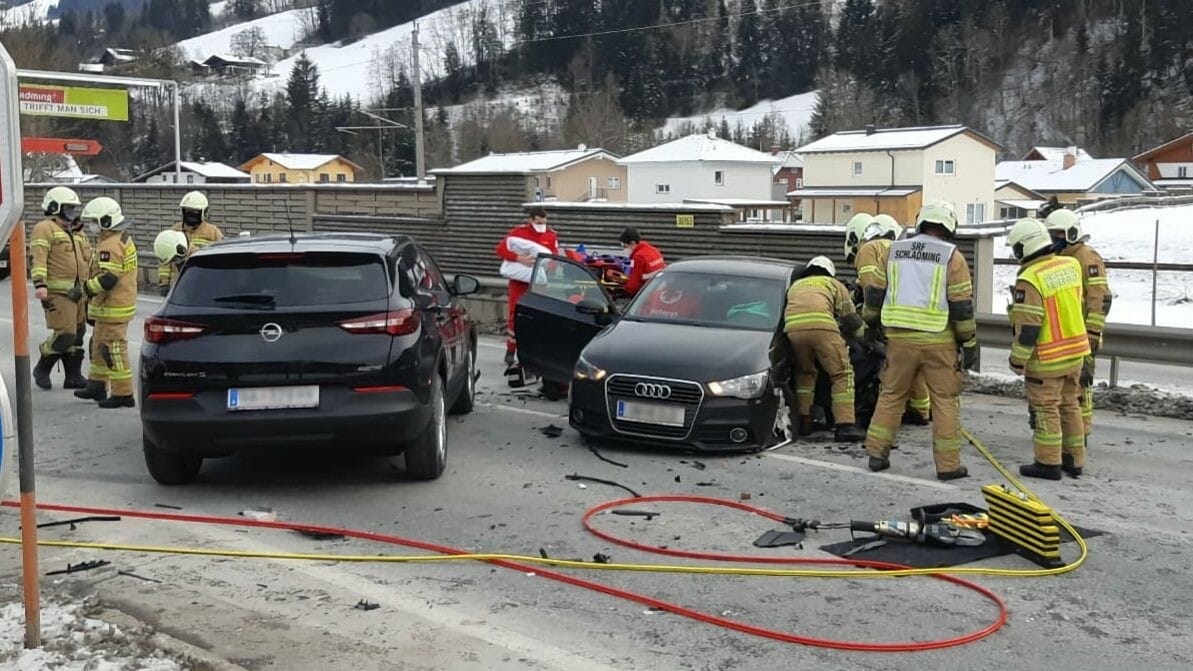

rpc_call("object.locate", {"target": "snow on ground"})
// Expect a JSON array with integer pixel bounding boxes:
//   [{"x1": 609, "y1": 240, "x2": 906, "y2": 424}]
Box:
[
  {"x1": 433, "y1": 80, "x2": 570, "y2": 130},
  {"x1": 660, "y1": 91, "x2": 820, "y2": 144},
  {"x1": 177, "y1": 7, "x2": 307, "y2": 60},
  {"x1": 0, "y1": 599, "x2": 182, "y2": 671},
  {"x1": 209, "y1": 0, "x2": 229, "y2": 18},
  {"x1": 0, "y1": 0, "x2": 57, "y2": 26},
  {"x1": 989, "y1": 203, "x2": 1193, "y2": 327}
]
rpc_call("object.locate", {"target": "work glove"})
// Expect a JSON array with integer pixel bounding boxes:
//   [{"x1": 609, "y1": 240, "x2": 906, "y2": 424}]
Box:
[
  {"x1": 1088, "y1": 333, "x2": 1102, "y2": 354},
  {"x1": 65, "y1": 285, "x2": 84, "y2": 303},
  {"x1": 1080, "y1": 356, "x2": 1095, "y2": 387},
  {"x1": 159, "y1": 285, "x2": 170, "y2": 297},
  {"x1": 960, "y1": 340, "x2": 980, "y2": 371}
]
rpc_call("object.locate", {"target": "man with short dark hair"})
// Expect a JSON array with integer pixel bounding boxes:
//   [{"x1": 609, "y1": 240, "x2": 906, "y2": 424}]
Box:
[
  {"x1": 618, "y1": 227, "x2": 666, "y2": 297},
  {"x1": 495, "y1": 206, "x2": 559, "y2": 365}
]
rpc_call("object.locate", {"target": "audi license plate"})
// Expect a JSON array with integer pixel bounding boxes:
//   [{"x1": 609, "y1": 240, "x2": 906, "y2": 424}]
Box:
[
  {"x1": 616, "y1": 400, "x2": 685, "y2": 427},
  {"x1": 228, "y1": 386, "x2": 320, "y2": 411}
]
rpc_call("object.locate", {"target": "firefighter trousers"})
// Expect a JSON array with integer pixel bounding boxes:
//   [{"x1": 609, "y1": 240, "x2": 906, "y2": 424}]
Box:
[
  {"x1": 1080, "y1": 356, "x2": 1095, "y2": 436},
  {"x1": 40, "y1": 293, "x2": 86, "y2": 357},
  {"x1": 89, "y1": 320, "x2": 133, "y2": 397},
  {"x1": 787, "y1": 328, "x2": 854, "y2": 425},
  {"x1": 908, "y1": 374, "x2": 931, "y2": 420},
  {"x1": 864, "y1": 341, "x2": 963, "y2": 473},
  {"x1": 1026, "y1": 371, "x2": 1085, "y2": 467}
]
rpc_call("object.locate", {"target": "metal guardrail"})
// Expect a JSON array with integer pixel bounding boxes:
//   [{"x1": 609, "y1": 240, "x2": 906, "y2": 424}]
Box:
[{"x1": 991, "y1": 257, "x2": 1193, "y2": 272}]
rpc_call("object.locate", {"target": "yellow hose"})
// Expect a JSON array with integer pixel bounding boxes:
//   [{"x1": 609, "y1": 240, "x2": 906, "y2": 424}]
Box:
[{"x1": 0, "y1": 429, "x2": 1084, "y2": 579}]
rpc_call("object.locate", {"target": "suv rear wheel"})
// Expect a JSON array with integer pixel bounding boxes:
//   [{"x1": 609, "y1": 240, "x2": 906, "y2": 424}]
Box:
[
  {"x1": 405, "y1": 375, "x2": 447, "y2": 480},
  {"x1": 143, "y1": 435, "x2": 202, "y2": 485}
]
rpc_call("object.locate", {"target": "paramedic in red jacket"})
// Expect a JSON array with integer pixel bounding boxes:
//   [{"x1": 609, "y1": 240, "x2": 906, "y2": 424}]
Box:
[
  {"x1": 496, "y1": 206, "x2": 558, "y2": 366},
  {"x1": 620, "y1": 227, "x2": 666, "y2": 297}
]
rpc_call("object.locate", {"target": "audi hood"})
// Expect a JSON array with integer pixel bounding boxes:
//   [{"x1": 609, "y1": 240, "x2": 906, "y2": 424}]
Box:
[{"x1": 580, "y1": 320, "x2": 776, "y2": 382}]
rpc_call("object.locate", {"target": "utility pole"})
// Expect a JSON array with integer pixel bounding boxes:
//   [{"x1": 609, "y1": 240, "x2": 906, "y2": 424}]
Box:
[{"x1": 412, "y1": 21, "x2": 426, "y2": 181}]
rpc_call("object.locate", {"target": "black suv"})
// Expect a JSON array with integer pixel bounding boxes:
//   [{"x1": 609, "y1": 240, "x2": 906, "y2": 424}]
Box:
[{"x1": 139, "y1": 233, "x2": 480, "y2": 485}]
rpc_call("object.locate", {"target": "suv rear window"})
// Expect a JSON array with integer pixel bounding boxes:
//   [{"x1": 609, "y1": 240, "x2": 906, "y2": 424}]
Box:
[{"x1": 170, "y1": 252, "x2": 390, "y2": 307}]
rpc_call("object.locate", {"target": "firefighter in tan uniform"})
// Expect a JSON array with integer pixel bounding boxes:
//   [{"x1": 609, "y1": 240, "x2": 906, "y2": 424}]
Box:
[
  {"x1": 30, "y1": 187, "x2": 92, "y2": 391},
  {"x1": 1044, "y1": 208, "x2": 1111, "y2": 454},
  {"x1": 1006, "y1": 218, "x2": 1091, "y2": 480},
  {"x1": 853, "y1": 214, "x2": 932, "y2": 425},
  {"x1": 158, "y1": 191, "x2": 223, "y2": 294},
  {"x1": 861, "y1": 201, "x2": 978, "y2": 481},
  {"x1": 73, "y1": 197, "x2": 139, "y2": 409},
  {"x1": 783, "y1": 256, "x2": 866, "y2": 443}
]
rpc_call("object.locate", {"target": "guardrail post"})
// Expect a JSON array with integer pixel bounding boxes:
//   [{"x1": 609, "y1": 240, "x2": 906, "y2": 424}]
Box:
[{"x1": 1109, "y1": 356, "x2": 1120, "y2": 388}]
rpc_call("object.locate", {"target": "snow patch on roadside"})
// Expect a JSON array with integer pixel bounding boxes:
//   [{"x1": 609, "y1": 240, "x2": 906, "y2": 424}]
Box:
[{"x1": 966, "y1": 375, "x2": 1193, "y2": 421}]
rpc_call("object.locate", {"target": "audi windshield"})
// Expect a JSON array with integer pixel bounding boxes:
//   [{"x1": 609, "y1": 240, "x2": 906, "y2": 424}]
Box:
[{"x1": 623, "y1": 271, "x2": 786, "y2": 331}]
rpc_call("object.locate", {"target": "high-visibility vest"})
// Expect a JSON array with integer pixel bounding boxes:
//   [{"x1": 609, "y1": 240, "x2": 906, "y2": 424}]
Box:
[
  {"x1": 1018, "y1": 255, "x2": 1090, "y2": 370},
  {"x1": 881, "y1": 236, "x2": 955, "y2": 332}
]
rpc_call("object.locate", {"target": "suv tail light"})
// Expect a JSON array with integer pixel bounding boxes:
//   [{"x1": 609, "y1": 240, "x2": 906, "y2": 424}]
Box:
[
  {"x1": 145, "y1": 317, "x2": 207, "y2": 344},
  {"x1": 339, "y1": 310, "x2": 420, "y2": 336}
]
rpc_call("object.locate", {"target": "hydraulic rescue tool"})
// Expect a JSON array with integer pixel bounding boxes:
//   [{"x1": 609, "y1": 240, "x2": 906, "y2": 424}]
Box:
[
  {"x1": 981, "y1": 484, "x2": 1064, "y2": 567},
  {"x1": 850, "y1": 519, "x2": 986, "y2": 547}
]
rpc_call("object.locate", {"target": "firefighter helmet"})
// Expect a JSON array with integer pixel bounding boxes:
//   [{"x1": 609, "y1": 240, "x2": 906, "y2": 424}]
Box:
[
  {"x1": 154, "y1": 229, "x2": 189, "y2": 264},
  {"x1": 81, "y1": 197, "x2": 127, "y2": 231},
  {"x1": 864, "y1": 213, "x2": 902, "y2": 241},
  {"x1": 806, "y1": 255, "x2": 836, "y2": 277},
  {"x1": 915, "y1": 199, "x2": 958, "y2": 236},
  {"x1": 42, "y1": 186, "x2": 81, "y2": 217},
  {"x1": 1006, "y1": 218, "x2": 1053, "y2": 261},
  {"x1": 180, "y1": 190, "x2": 209, "y2": 220},
  {"x1": 1044, "y1": 208, "x2": 1085, "y2": 244},
  {"x1": 843, "y1": 213, "x2": 875, "y2": 261}
]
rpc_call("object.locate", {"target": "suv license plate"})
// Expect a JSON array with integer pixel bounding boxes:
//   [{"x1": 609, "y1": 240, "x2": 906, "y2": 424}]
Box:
[
  {"x1": 616, "y1": 400, "x2": 685, "y2": 427},
  {"x1": 228, "y1": 386, "x2": 320, "y2": 411}
]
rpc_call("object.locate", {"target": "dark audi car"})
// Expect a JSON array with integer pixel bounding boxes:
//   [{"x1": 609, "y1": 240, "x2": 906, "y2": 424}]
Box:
[
  {"x1": 516, "y1": 255, "x2": 800, "y2": 451},
  {"x1": 140, "y1": 233, "x2": 480, "y2": 484}
]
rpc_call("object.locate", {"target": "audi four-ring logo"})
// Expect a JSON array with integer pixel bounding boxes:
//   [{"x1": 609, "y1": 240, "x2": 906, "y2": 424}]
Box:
[
  {"x1": 260, "y1": 322, "x2": 283, "y2": 343},
  {"x1": 634, "y1": 382, "x2": 672, "y2": 399}
]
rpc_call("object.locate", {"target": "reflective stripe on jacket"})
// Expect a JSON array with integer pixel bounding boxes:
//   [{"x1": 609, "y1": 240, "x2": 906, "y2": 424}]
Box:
[{"x1": 881, "y1": 236, "x2": 954, "y2": 333}]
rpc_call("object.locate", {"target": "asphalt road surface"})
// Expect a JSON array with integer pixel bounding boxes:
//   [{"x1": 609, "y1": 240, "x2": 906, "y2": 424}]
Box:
[{"x1": 1, "y1": 290, "x2": 1191, "y2": 670}]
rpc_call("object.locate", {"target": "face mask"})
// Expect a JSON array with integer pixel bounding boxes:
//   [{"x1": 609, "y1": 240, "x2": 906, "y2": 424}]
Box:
[
  {"x1": 531, "y1": 220, "x2": 547, "y2": 233},
  {"x1": 182, "y1": 210, "x2": 203, "y2": 227},
  {"x1": 59, "y1": 205, "x2": 77, "y2": 222},
  {"x1": 1050, "y1": 237, "x2": 1067, "y2": 253},
  {"x1": 87, "y1": 221, "x2": 100, "y2": 235}
]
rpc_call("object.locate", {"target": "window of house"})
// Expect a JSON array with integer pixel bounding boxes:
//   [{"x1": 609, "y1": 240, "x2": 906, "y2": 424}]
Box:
[
  {"x1": 337, "y1": 174, "x2": 347, "y2": 183},
  {"x1": 966, "y1": 203, "x2": 986, "y2": 224},
  {"x1": 1180, "y1": 166, "x2": 1189, "y2": 179},
  {"x1": 796, "y1": 177, "x2": 804, "y2": 189},
  {"x1": 852, "y1": 161, "x2": 863, "y2": 177},
  {"x1": 279, "y1": 173, "x2": 288, "y2": 183},
  {"x1": 320, "y1": 173, "x2": 330, "y2": 183},
  {"x1": 656, "y1": 184, "x2": 671, "y2": 194},
  {"x1": 534, "y1": 176, "x2": 541, "y2": 187},
  {"x1": 263, "y1": 174, "x2": 272, "y2": 183},
  {"x1": 546, "y1": 176, "x2": 552, "y2": 188},
  {"x1": 607, "y1": 177, "x2": 621, "y2": 189},
  {"x1": 715, "y1": 170, "x2": 724, "y2": 185},
  {"x1": 935, "y1": 159, "x2": 956, "y2": 175},
  {"x1": 779, "y1": 177, "x2": 788, "y2": 185},
  {"x1": 186, "y1": 174, "x2": 195, "y2": 183}
]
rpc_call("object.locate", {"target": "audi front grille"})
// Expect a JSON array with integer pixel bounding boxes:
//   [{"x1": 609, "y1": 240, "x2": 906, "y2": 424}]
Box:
[{"x1": 605, "y1": 374, "x2": 704, "y2": 440}]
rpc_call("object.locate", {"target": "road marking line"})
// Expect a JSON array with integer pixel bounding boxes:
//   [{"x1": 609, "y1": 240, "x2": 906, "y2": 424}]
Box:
[{"x1": 764, "y1": 452, "x2": 960, "y2": 491}]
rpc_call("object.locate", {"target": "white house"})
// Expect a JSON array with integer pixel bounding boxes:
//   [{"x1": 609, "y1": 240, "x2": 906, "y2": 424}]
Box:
[
  {"x1": 134, "y1": 161, "x2": 252, "y2": 184},
  {"x1": 995, "y1": 152, "x2": 1154, "y2": 206},
  {"x1": 792, "y1": 124, "x2": 1003, "y2": 226},
  {"x1": 619, "y1": 132, "x2": 780, "y2": 205}
]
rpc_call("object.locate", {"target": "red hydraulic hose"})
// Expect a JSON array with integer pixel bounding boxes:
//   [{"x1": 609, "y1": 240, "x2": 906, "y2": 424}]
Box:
[{"x1": 2, "y1": 498, "x2": 1007, "y2": 653}]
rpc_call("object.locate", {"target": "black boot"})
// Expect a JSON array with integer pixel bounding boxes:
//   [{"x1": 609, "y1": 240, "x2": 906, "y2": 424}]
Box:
[
  {"x1": 868, "y1": 456, "x2": 890, "y2": 472},
  {"x1": 901, "y1": 410, "x2": 929, "y2": 426},
  {"x1": 1062, "y1": 454, "x2": 1083, "y2": 478},
  {"x1": 61, "y1": 352, "x2": 88, "y2": 390},
  {"x1": 74, "y1": 381, "x2": 107, "y2": 401},
  {"x1": 33, "y1": 353, "x2": 59, "y2": 390},
  {"x1": 1019, "y1": 461, "x2": 1062, "y2": 481},
  {"x1": 936, "y1": 467, "x2": 969, "y2": 481},
  {"x1": 97, "y1": 395, "x2": 135, "y2": 409},
  {"x1": 834, "y1": 423, "x2": 866, "y2": 443},
  {"x1": 797, "y1": 415, "x2": 813, "y2": 437}
]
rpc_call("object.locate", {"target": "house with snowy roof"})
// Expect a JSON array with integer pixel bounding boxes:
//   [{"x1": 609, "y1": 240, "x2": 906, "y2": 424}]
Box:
[
  {"x1": 1132, "y1": 132, "x2": 1193, "y2": 191},
  {"x1": 618, "y1": 132, "x2": 783, "y2": 206},
  {"x1": 995, "y1": 152, "x2": 1154, "y2": 206},
  {"x1": 238, "y1": 153, "x2": 365, "y2": 184},
  {"x1": 431, "y1": 146, "x2": 626, "y2": 202},
  {"x1": 792, "y1": 124, "x2": 1002, "y2": 225},
  {"x1": 1022, "y1": 146, "x2": 1095, "y2": 162},
  {"x1": 134, "y1": 160, "x2": 252, "y2": 185}
]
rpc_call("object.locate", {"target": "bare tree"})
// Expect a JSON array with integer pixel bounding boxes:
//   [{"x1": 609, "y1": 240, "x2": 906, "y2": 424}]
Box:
[
  {"x1": 563, "y1": 74, "x2": 628, "y2": 153},
  {"x1": 231, "y1": 26, "x2": 269, "y2": 59}
]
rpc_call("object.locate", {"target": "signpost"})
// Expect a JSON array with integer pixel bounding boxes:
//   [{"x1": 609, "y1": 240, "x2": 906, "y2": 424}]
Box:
[
  {"x1": 1, "y1": 42, "x2": 40, "y2": 650},
  {"x1": 21, "y1": 137, "x2": 103, "y2": 156}
]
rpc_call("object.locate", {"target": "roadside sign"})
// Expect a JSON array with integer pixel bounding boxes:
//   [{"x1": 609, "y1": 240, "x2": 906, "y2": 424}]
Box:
[
  {"x1": 1, "y1": 45, "x2": 24, "y2": 245},
  {"x1": 22, "y1": 137, "x2": 103, "y2": 156},
  {"x1": 0, "y1": 376, "x2": 13, "y2": 498},
  {"x1": 676, "y1": 214, "x2": 695, "y2": 229},
  {"x1": 18, "y1": 83, "x2": 129, "y2": 121}
]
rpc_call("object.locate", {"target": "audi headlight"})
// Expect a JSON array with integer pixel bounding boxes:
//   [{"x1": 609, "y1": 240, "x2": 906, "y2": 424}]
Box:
[
  {"x1": 707, "y1": 370, "x2": 769, "y2": 399},
  {"x1": 573, "y1": 355, "x2": 608, "y2": 382}
]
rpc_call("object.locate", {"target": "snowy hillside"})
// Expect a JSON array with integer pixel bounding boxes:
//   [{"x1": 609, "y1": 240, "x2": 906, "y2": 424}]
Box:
[
  {"x1": 0, "y1": 0, "x2": 58, "y2": 25},
  {"x1": 990, "y1": 204, "x2": 1193, "y2": 328},
  {"x1": 661, "y1": 91, "x2": 820, "y2": 145},
  {"x1": 176, "y1": 7, "x2": 307, "y2": 60}
]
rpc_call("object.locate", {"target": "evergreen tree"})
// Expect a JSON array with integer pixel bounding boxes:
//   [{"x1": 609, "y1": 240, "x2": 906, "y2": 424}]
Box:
[
  {"x1": 231, "y1": 0, "x2": 258, "y2": 21},
  {"x1": 103, "y1": 2, "x2": 125, "y2": 34},
  {"x1": 733, "y1": 0, "x2": 764, "y2": 104},
  {"x1": 136, "y1": 117, "x2": 163, "y2": 174},
  {"x1": 285, "y1": 54, "x2": 321, "y2": 149},
  {"x1": 444, "y1": 42, "x2": 464, "y2": 103},
  {"x1": 516, "y1": 0, "x2": 552, "y2": 72},
  {"x1": 190, "y1": 101, "x2": 228, "y2": 161},
  {"x1": 700, "y1": 0, "x2": 730, "y2": 86}
]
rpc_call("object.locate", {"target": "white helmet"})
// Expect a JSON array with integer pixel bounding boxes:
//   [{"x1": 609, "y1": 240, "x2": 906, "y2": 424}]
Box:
[
  {"x1": 81, "y1": 197, "x2": 127, "y2": 231},
  {"x1": 864, "y1": 213, "x2": 901, "y2": 241},
  {"x1": 154, "y1": 229, "x2": 189, "y2": 264},
  {"x1": 915, "y1": 199, "x2": 958, "y2": 236},
  {"x1": 1044, "y1": 208, "x2": 1085, "y2": 245},
  {"x1": 806, "y1": 255, "x2": 836, "y2": 277},
  {"x1": 843, "y1": 213, "x2": 875, "y2": 261},
  {"x1": 180, "y1": 191, "x2": 209, "y2": 225},
  {"x1": 42, "y1": 186, "x2": 81, "y2": 217},
  {"x1": 1006, "y1": 218, "x2": 1053, "y2": 261}
]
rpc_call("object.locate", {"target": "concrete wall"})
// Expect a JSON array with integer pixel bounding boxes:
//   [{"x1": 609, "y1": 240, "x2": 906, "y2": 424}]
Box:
[{"x1": 626, "y1": 162, "x2": 775, "y2": 203}]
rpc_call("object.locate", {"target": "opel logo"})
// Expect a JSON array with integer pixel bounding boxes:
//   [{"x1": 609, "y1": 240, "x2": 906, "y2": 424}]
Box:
[
  {"x1": 634, "y1": 382, "x2": 672, "y2": 400},
  {"x1": 260, "y1": 323, "x2": 284, "y2": 343}
]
